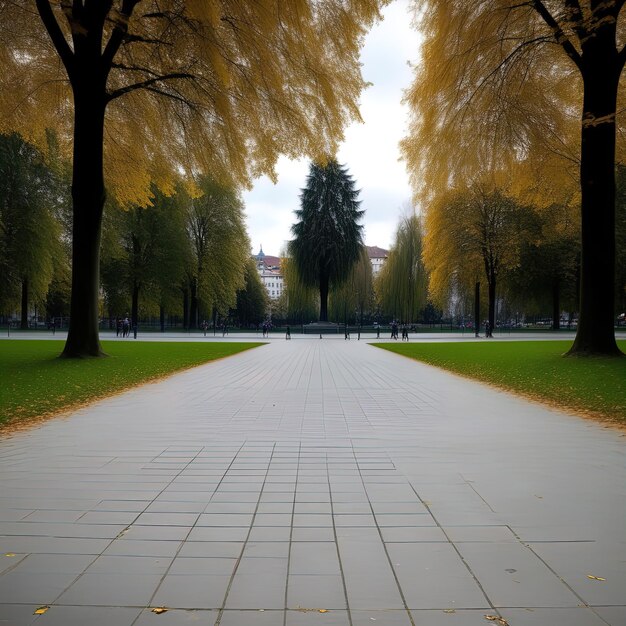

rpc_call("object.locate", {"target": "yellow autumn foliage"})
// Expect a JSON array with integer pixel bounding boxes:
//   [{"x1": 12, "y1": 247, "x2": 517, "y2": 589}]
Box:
[{"x1": 0, "y1": 0, "x2": 387, "y2": 206}]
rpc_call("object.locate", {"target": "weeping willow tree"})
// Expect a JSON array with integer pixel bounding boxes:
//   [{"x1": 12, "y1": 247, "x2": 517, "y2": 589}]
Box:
[
  {"x1": 403, "y1": 0, "x2": 626, "y2": 356},
  {"x1": 187, "y1": 177, "x2": 249, "y2": 327},
  {"x1": 280, "y1": 254, "x2": 319, "y2": 324},
  {"x1": 376, "y1": 214, "x2": 427, "y2": 323},
  {"x1": 0, "y1": 0, "x2": 386, "y2": 356},
  {"x1": 329, "y1": 246, "x2": 373, "y2": 324}
]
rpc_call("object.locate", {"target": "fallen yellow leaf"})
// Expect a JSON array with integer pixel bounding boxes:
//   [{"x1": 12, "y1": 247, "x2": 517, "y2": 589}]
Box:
[
  {"x1": 587, "y1": 575, "x2": 606, "y2": 581},
  {"x1": 4, "y1": 553, "x2": 15, "y2": 557},
  {"x1": 484, "y1": 616, "x2": 509, "y2": 625},
  {"x1": 319, "y1": 609, "x2": 329, "y2": 613},
  {"x1": 151, "y1": 607, "x2": 168, "y2": 614},
  {"x1": 34, "y1": 607, "x2": 49, "y2": 615}
]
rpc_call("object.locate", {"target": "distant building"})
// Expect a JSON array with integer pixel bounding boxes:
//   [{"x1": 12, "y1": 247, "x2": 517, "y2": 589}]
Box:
[
  {"x1": 366, "y1": 245, "x2": 388, "y2": 275},
  {"x1": 252, "y1": 244, "x2": 388, "y2": 300},
  {"x1": 253, "y1": 245, "x2": 284, "y2": 300}
]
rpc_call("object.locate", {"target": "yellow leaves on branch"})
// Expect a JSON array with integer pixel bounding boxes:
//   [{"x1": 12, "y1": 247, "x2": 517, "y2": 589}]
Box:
[
  {"x1": 401, "y1": 0, "x2": 597, "y2": 208},
  {"x1": 0, "y1": 0, "x2": 387, "y2": 206}
]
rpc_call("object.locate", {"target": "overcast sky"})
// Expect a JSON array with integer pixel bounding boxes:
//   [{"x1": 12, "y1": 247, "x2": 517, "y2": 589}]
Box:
[{"x1": 242, "y1": 0, "x2": 421, "y2": 257}]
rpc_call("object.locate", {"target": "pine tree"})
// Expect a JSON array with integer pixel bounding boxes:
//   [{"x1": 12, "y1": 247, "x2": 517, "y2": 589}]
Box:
[{"x1": 290, "y1": 160, "x2": 364, "y2": 322}]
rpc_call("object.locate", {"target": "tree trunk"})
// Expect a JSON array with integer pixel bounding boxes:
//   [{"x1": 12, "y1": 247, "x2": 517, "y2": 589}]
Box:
[
  {"x1": 189, "y1": 279, "x2": 198, "y2": 329},
  {"x1": 552, "y1": 278, "x2": 560, "y2": 331},
  {"x1": 487, "y1": 275, "x2": 496, "y2": 336},
  {"x1": 474, "y1": 281, "x2": 480, "y2": 337},
  {"x1": 182, "y1": 287, "x2": 189, "y2": 330},
  {"x1": 159, "y1": 304, "x2": 165, "y2": 332},
  {"x1": 319, "y1": 273, "x2": 329, "y2": 322},
  {"x1": 20, "y1": 278, "x2": 29, "y2": 330},
  {"x1": 61, "y1": 87, "x2": 107, "y2": 357},
  {"x1": 131, "y1": 283, "x2": 139, "y2": 329},
  {"x1": 568, "y1": 56, "x2": 622, "y2": 355}
]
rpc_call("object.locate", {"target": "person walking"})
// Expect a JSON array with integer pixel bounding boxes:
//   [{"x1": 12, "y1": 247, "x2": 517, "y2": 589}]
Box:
[{"x1": 286, "y1": 326, "x2": 291, "y2": 340}]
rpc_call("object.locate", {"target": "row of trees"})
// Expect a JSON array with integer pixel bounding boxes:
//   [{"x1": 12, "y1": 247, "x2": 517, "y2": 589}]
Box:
[
  {"x1": 280, "y1": 175, "x2": 625, "y2": 332},
  {"x1": 1, "y1": 133, "x2": 269, "y2": 330}
]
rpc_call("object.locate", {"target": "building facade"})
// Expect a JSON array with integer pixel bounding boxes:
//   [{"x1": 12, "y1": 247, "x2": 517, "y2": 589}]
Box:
[
  {"x1": 366, "y1": 245, "x2": 388, "y2": 276},
  {"x1": 253, "y1": 244, "x2": 388, "y2": 301},
  {"x1": 253, "y1": 246, "x2": 284, "y2": 300}
]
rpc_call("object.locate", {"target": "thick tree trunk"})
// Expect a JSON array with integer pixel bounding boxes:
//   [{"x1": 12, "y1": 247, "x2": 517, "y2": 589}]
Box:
[
  {"x1": 20, "y1": 278, "x2": 29, "y2": 330},
  {"x1": 568, "y1": 57, "x2": 622, "y2": 355},
  {"x1": 552, "y1": 279, "x2": 560, "y2": 331},
  {"x1": 160, "y1": 304, "x2": 165, "y2": 332},
  {"x1": 319, "y1": 273, "x2": 329, "y2": 322},
  {"x1": 61, "y1": 88, "x2": 107, "y2": 358}
]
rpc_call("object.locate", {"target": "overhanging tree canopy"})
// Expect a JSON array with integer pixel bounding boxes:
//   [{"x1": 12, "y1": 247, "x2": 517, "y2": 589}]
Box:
[
  {"x1": 0, "y1": 0, "x2": 386, "y2": 356},
  {"x1": 403, "y1": 0, "x2": 626, "y2": 356}
]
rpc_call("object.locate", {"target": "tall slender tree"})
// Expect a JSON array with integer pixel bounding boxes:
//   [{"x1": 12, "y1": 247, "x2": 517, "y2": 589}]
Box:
[
  {"x1": 0, "y1": 133, "x2": 62, "y2": 327},
  {"x1": 186, "y1": 177, "x2": 249, "y2": 327},
  {"x1": 376, "y1": 213, "x2": 428, "y2": 324},
  {"x1": 290, "y1": 160, "x2": 364, "y2": 322}
]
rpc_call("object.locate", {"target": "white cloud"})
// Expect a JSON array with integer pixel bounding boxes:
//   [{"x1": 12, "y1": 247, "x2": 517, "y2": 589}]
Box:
[{"x1": 243, "y1": 0, "x2": 420, "y2": 256}]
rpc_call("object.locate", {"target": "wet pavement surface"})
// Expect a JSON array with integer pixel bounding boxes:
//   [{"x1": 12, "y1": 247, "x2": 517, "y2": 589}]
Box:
[{"x1": 1, "y1": 337, "x2": 624, "y2": 625}]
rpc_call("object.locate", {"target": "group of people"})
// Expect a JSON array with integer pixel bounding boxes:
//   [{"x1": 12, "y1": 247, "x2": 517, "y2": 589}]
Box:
[
  {"x1": 390, "y1": 321, "x2": 411, "y2": 341},
  {"x1": 115, "y1": 317, "x2": 135, "y2": 338},
  {"x1": 262, "y1": 322, "x2": 273, "y2": 337}
]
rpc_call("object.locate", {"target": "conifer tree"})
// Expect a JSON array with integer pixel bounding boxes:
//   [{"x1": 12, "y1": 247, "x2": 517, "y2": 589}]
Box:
[{"x1": 290, "y1": 160, "x2": 364, "y2": 322}]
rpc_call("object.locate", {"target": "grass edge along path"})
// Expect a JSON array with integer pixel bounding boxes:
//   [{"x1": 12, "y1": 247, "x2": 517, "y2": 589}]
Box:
[
  {"x1": 373, "y1": 340, "x2": 626, "y2": 425},
  {"x1": 1, "y1": 340, "x2": 264, "y2": 430}
]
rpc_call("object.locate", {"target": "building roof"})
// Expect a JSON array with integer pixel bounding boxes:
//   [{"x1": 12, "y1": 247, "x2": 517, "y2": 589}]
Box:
[
  {"x1": 263, "y1": 255, "x2": 281, "y2": 267},
  {"x1": 366, "y1": 245, "x2": 389, "y2": 259}
]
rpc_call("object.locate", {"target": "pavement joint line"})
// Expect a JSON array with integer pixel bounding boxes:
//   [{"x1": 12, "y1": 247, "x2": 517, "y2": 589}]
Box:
[
  {"x1": 351, "y1": 445, "x2": 416, "y2": 626},
  {"x1": 459, "y1": 473, "x2": 498, "y2": 514},
  {"x1": 136, "y1": 441, "x2": 247, "y2": 624},
  {"x1": 282, "y1": 440, "x2": 302, "y2": 626},
  {"x1": 406, "y1": 480, "x2": 500, "y2": 617},
  {"x1": 214, "y1": 442, "x2": 278, "y2": 626},
  {"x1": 327, "y1": 445, "x2": 354, "y2": 626},
  {"x1": 520, "y1": 540, "x2": 613, "y2": 625}
]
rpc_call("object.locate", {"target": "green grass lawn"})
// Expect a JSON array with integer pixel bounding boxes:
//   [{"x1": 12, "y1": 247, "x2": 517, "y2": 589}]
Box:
[
  {"x1": 374, "y1": 340, "x2": 626, "y2": 423},
  {"x1": 0, "y1": 340, "x2": 263, "y2": 427}
]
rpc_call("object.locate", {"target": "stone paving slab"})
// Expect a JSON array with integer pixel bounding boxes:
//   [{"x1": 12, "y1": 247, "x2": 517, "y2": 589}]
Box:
[{"x1": 1, "y1": 338, "x2": 625, "y2": 626}]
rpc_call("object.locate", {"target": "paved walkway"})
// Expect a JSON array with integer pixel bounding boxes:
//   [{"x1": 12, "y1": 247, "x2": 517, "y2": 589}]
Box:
[{"x1": 0, "y1": 338, "x2": 624, "y2": 626}]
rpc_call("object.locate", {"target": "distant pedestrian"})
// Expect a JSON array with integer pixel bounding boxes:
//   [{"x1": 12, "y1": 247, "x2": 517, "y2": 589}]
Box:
[
  {"x1": 286, "y1": 326, "x2": 291, "y2": 340},
  {"x1": 376, "y1": 326, "x2": 380, "y2": 339}
]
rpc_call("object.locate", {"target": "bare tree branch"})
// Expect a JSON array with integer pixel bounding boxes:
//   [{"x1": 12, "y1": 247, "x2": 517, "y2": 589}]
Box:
[
  {"x1": 106, "y1": 72, "x2": 194, "y2": 102},
  {"x1": 531, "y1": 0, "x2": 583, "y2": 71},
  {"x1": 101, "y1": 0, "x2": 141, "y2": 70}
]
